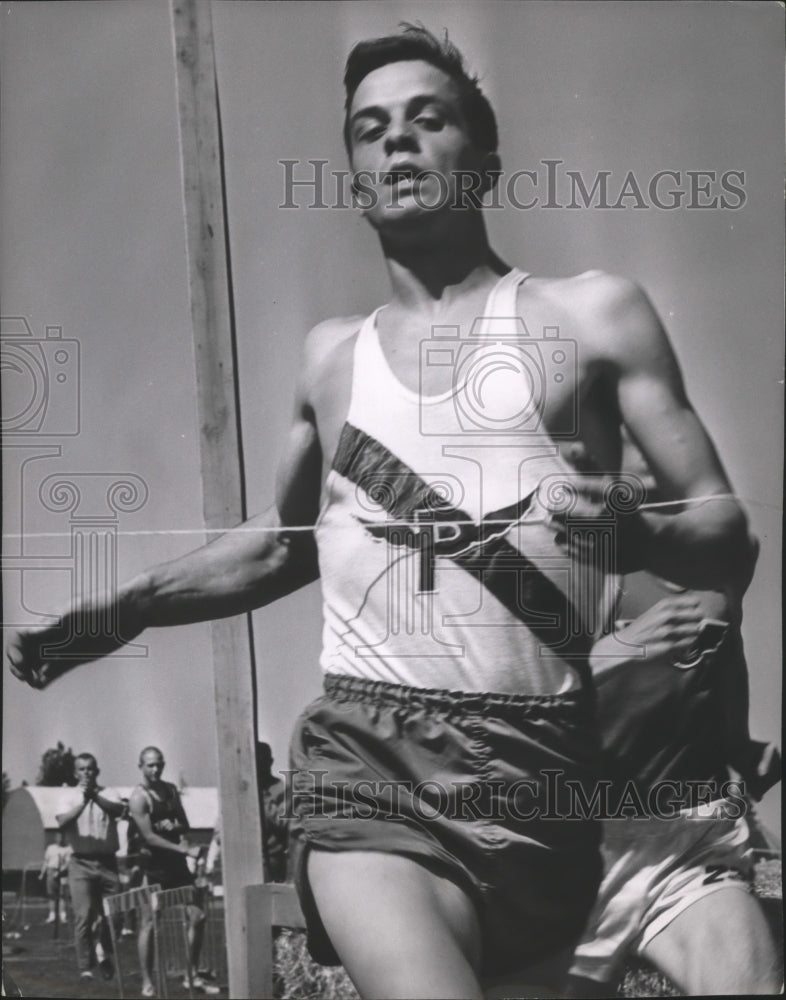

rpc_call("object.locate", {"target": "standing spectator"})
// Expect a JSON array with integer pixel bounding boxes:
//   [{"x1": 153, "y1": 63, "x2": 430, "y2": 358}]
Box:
[
  {"x1": 257, "y1": 742, "x2": 289, "y2": 883},
  {"x1": 55, "y1": 752, "x2": 123, "y2": 982},
  {"x1": 129, "y1": 746, "x2": 219, "y2": 997},
  {"x1": 116, "y1": 796, "x2": 143, "y2": 937},
  {"x1": 204, "y1": 821, "x2": 221, "y2": 881},
  {"x1": 38, "y1": 830, "x2": 71, "y2": 924}
]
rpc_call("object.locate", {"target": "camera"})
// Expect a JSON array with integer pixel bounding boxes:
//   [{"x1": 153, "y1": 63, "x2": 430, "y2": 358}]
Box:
[
  {"x1": 1, "y1": 317, "x2": 80, "y2": 435},
  {"x1": 419, "y1": 316, "x2": 577, "y2": 437}
]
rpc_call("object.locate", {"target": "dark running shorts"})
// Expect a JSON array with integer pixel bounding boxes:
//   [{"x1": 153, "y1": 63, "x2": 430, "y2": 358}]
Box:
[
  {"x1": 142, "y1": 854, "x2": 193, "y2": 892},
  {"x1": 289, "y1": 673, "x2": 602, "y2": 978}
]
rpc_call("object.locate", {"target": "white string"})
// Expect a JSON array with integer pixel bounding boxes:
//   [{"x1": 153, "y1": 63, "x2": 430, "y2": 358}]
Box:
[{"x1": 2, "y1": 493, "x2": 779, "y2": 540}]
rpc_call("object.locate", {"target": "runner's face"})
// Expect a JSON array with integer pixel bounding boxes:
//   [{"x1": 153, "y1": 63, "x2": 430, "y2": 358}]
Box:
[
  {"x1": 347, "y1": 60, "x2": 485, "y2": 229},
  {"x1": 140, "y1": 752, "x2": 165, "y2": 782}
]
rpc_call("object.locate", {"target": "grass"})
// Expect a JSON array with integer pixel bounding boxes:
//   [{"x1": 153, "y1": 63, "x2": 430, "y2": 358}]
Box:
[
  {"x1": 2, "y1": 895, "x2": 225, "y2": 999},
  {"x1": 274, "y1": 931, "x2": 358, "y2": 1000},
  {"x1": 272, "y1": 931, "x2": 684, "y2": 999}
]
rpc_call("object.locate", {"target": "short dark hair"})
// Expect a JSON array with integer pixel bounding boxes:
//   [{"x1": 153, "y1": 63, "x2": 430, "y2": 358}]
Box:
[
  {"x1": 343, "y1": 23, "x2": 498, "y2": 155},
  {"x1": 138, "y1": 746, "x2": 164, "y2": 766},
  {"x1": 74, "y1": 753, "x2": 97, "y2": 769}
]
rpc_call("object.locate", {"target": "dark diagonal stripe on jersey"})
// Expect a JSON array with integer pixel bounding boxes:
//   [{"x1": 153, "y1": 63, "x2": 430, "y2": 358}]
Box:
[
  {"x1": 333, "y1": 422, "x2": 592, "y2": 662},
  {"x1": 333, "y1": 421, "x2": 446, "y2": 517}
]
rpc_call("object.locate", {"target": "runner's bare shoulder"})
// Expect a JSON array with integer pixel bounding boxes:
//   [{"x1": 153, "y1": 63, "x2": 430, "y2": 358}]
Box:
[
  {"x1": 526, "y1": 269, "x2": 668, "y2": 365},
  {"x1": 300, "y1": 314, "x2": 365, "y2": 395}
]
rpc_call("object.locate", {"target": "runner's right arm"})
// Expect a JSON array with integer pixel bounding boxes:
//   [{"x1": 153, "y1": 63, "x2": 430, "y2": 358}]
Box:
[
  {"x1": 6, "y1": 330, "x2": 326, "y2": 690},
  {"x1": 5, "y1": 504, "x2": 318, "y2": 688}
]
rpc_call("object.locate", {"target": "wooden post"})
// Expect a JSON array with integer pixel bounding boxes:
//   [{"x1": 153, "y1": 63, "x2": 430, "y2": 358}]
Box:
[
  {"x1": 169, "y1": 2, "x2": 264, "y2": 996},
  {"x1": 245, "y1": 884, "x2": 305, "y2": 998}
]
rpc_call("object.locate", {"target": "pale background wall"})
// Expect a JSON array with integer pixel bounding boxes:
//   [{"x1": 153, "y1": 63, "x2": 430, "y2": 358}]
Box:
[{"x1": 2, "y1": 1, "x2": 782, "y2": 832}]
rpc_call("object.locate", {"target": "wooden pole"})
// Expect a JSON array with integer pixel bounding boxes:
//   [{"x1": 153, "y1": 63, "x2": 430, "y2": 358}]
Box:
[{"x1": 169, "y1": 2, "x2": 264, "y2": 996}]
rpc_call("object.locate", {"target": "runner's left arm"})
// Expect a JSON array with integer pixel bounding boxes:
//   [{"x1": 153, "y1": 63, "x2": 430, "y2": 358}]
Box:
[{"x1": 597, "y1": 275, "x2": 755, "y2": 592}]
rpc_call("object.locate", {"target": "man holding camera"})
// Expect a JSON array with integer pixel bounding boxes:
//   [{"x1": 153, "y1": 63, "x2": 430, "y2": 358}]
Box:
[{"x1": 55, "y1": 752, "x2": 123, "y2": 982}]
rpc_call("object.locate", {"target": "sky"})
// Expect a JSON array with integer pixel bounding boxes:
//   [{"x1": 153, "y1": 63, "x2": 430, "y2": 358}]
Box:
[{"x1": 2, "y1": 0, "x2": 783, "y2": 838}]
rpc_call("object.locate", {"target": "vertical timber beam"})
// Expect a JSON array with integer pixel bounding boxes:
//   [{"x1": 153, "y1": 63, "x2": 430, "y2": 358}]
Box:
[{"x1": 169, "y1": 2, "x2": 264, "y2": 996}]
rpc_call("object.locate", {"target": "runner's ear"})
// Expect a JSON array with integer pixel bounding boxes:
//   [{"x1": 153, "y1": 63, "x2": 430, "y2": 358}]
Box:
[{"x1": 479, "y1": 152, "x2": 501, "y2": 196}]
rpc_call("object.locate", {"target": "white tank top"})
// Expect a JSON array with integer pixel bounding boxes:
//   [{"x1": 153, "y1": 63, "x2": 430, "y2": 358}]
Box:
[{"x1": 315, "y1": 268, "x2": 600, "y2": 694}]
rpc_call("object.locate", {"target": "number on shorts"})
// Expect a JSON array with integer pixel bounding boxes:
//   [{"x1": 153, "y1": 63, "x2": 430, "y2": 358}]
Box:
[{"x1": 702, "y1": 864, "x2": 730, "y2": 885}]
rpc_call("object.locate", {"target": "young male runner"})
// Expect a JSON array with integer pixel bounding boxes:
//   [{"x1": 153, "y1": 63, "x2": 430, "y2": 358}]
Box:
[
  {"x1": 129, "y1": 746, "x2": 219, "y2": 997},
  {"x1": 564, "y1": 440, "x2": 781, "y2": 996},
  {"x1": 567, "y1": 572, "x2": 781, "y2": 996},
  {"x1": 7, "y1": 25, "x2": 756, "y2": 999}
]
